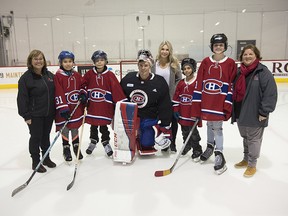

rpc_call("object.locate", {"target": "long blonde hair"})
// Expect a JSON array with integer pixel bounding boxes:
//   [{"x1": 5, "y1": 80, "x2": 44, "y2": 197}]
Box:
[{"x1": 156, "y1": 40, "x2": 179, "y2": 72}]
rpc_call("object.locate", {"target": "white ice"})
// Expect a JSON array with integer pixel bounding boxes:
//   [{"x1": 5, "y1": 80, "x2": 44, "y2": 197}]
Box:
[{"x1": 1, "y1": 84, "x2": 288, "y2": 216}]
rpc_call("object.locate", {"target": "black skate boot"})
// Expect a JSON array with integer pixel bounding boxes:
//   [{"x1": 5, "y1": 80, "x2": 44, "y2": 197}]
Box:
[
  {"x1": 200, "y1": 142, "x2": 215, "y2": 163},
  {"x1": 191, "y1": 149, "x2": 203, "y2": 162},
  {"x1": 102, "y1": 140, "x2": 113, "y2": 157},
  {"x1": 73, "y1": 143, "x2": 83, "y2": 160},
  {"x1": 63, "y1": 145, "x2": 72, "y2": 162},
  {"x1": 170, "y1": 141, "x2": 177, "y2": 153},
  {"x1": 214, "y1": 150, "x2": 227, "y2": 175},
  {"x1": 182, "y1": 143, "x2": 192, "y2": 156},
  {"x1": 86, "y1": 139, "x2": 97, "y2": 155}
]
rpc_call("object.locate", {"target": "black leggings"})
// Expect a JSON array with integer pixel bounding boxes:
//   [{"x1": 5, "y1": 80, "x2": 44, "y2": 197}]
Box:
[
  {"x1": 90, "y1": 125, "x2": 110, "y2": 143},
  {"x1": 27, "y1": 115, "x2": 54, "y2": 161}
]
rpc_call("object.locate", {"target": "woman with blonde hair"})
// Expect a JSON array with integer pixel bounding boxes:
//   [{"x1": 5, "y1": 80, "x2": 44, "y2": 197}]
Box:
[{"x1": 152, "y1": 41, "x2": 182, "y2": 152}]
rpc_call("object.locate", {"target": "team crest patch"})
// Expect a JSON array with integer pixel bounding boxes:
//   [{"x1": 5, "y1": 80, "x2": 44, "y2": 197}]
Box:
[
  {"x1": 89, "y1": 88, "x2": 106, "y2": 102},
  {"x1": 66, "y1": 90, "x2": 79, "y2": 104},
  {"x1": 203, "y1": 79, "x2": 223, "y2": 94},
  {"x1": 180, "y1": 94, "x2": 193, "y2": 105},
  {"x1": 129, "y1": 89, "x2": 148, "y2": 108}
]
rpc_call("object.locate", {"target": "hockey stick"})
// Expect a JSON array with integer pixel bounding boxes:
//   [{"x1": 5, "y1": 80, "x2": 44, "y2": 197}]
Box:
[
  {"x1": 66, "y1": 107, "x2": 86, "y2": 191},
  {"x1": 11, "y1": 101, "x2": 81, "y2": 197},
  {"x1": 154, "y1": 118, "x2": 199, "y2": 177}
]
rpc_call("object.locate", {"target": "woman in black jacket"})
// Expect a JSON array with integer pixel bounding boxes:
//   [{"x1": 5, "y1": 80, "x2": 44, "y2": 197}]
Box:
[{"x1": 17, "y1": 50, "x2": 56, "y2": 173}]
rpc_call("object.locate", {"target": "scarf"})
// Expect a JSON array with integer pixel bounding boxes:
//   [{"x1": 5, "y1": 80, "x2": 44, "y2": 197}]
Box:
[{"x1": 233, "y1": 59, "x2": 259, "y2": 102}]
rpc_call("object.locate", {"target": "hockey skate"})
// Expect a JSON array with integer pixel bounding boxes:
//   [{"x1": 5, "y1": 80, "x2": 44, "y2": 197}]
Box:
[
  {"x1": 63, "y1": 145, "x2": 72, "y2": 163},
  {"x1": 103, "y1": 141, "x2": 113, "y2": 157},
  {"x1": 182, "y1": 144, "x2": 192, "y2": 156},
  {"x1": 200, "y1": 142, "x2": 215, "y2": 163},
  {"x1": 86, "y1": 139, "x2": 97, "y2": 155},
  {"x1": 214, "y1": 150, "x2": 227, "y2": 175},
  {"x1": 191, "y1": 149, "x2": 202, "y2": 162},
  {"x1": 73, "y1": 143, "x2": 83, "y2": 160}
]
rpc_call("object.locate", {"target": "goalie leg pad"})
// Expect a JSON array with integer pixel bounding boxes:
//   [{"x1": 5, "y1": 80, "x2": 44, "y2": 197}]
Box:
[
  {"x1": 113, "y1": 102, "x2": 138, "y2": 163},
  {"x1": 139, "y1": 118, "x2": 158, "y2": 147}
]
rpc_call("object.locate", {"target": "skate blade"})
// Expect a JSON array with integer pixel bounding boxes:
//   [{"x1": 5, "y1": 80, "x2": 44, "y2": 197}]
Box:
[
  {"x1": 192, "y1": 157, "x2": 201, "y2": 163},
  {"x1": 199, "y1": 159, "x2": 206, "y2": 164},
  {"x1": 65, "y1": 161, "x2": 73, "y2": 166},
  {"x1": 215, "y1": 165, "x2": 227, "y2": 175}
]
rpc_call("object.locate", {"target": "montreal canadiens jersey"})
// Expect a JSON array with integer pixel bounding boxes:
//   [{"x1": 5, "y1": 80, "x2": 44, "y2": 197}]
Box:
[
  {"x1": 81, "y1": 67, "x2": 127, "y2": 126},
  {"x1": 54, "y1": 69, "x2": 84, "y2": 130},
  {"x1": 191, "y1": 56, "x2": 236, "y2": 121},
  {"x1": 172, "y1": 77, "x2": 201, "y2": 126},
  {"x1": 120, "y1": 72, "x2": 172, "y2": 126}
]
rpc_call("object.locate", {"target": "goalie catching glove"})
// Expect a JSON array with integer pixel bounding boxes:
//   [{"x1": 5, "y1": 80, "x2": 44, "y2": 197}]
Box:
[{"x1": 153, "y1": 125, "x2": 172, "y2": 149}]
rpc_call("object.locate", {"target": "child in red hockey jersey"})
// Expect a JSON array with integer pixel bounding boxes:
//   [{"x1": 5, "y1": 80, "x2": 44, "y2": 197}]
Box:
[
  {"x1": 172, "y1": 58, "x2": 202, "y2": 161},
  {"x1": 191, "y1": 33, "x2": 236, "y2": 175},
  {"x1": 80, "y1": 50, "x2": 127, "y2": 157},
  {"x1": 54, "y1": 51, "x2": 84, "y2": 162}
]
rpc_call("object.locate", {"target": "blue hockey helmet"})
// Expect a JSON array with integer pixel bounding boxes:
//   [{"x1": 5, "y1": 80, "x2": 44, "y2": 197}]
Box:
[
  {"x1": 210, "y1": 33, "x2": 228, "y2": 52},
  {"x1": 91, "y1": 50, "x2": 108, "y2": 63},
  {"x1": 58, "y1": 51, "x2": 75, "y2": 63}
]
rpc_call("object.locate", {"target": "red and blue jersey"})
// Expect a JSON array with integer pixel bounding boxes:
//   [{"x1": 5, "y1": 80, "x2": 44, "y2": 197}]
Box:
[
  {"x1": 191, "y1": 56, "x2": 236, "y2": 121},
  {"x1": 81, "y1": 67, "x2": 127, "y2": 126},
  {"x1": 173, "y1": 77, "x2": 201, "y2": 126},
  {"x1": 54, "y1": 69, "x2": 84, "y2": 130}
]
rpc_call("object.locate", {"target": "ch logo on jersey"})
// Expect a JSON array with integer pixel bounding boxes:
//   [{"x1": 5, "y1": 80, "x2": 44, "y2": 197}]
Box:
[
  {"x1": 66, "y1": 90, "x2": 79, "y2": 104},
  {"x1": 203, "y1": 79, "x2": 223, "y2": 95},
  {"x1": 89, "y1": 88, "x2": 106, "y2": 102},
  {"x1": 130, "y1": 89, "x2": 148, "y2": 108},
  {"x1": 180, "y1": 94, "x2": 193, "y2": 105}
]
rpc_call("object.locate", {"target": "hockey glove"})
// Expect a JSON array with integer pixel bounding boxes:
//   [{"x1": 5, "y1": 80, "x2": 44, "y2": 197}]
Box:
[
  {"x1": 60, "y1": 109, "x2": 70, "y2": 120},
  {"x1": 78, "y1": 93, "x2": 87, "y2": 104},
  {"x1": 154, "y1": 125, "x2": 172, "y2": 149},
  {"x1": 173, "y1": 112, "x2": 180, "y2": 120}
]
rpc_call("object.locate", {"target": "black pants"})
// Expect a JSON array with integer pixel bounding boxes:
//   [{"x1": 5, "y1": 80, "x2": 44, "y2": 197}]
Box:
[
  {"x1": 171, "y1": 114, "x2": 178, "y2": 144},
  {"x1": 181, "y1": 125, "x2": 201, "y2": 151},
  {"x1": 90, "y1": 125, "x2": 110, "y2": 143},
  {"x1": 27, "y1": 115, "x2": 54, "y2": 161}
]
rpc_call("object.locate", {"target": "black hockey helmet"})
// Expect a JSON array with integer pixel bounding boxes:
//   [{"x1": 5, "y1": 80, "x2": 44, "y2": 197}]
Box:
[
  {"x1": 210, "y1": 33, "x2": 228, "y2": 52},
  {"x1": 181, "y1": 58, "x2": 197, "y2": 72},
  {"x1": 91, "y1": 50, "x2": 108, "y2": 63}
]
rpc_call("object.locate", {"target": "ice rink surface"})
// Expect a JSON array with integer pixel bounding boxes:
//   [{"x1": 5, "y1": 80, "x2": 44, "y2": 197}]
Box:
[{"x1": 1, "y1": 84, "x2": 288, "y2": 216}]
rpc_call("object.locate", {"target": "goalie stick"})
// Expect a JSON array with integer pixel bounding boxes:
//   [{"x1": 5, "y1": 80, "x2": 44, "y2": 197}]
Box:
[
  {"x1": 66, "y1": 107, "x2": 86, "y2": 191},
  {"x1": 154, "y1": 118, "x2": 199, "y2": 177},
  {"x1": 11, "y1": 101, "x2": 82, "y2": 197}
]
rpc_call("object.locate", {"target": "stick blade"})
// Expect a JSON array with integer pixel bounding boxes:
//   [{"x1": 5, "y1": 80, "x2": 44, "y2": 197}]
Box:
[
  {"x1": 11, "y1": 183, "x2": 28, "y2": 197},
  {"x1": 154, "y1": 169, "x2": 172, "y2": 177},
  {"x1": 66, "y1": 180, "x2": 75, "y2": 191}
]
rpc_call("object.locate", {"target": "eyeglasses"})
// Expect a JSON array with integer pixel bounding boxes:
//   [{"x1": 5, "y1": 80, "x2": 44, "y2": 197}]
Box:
[{"x1": 32, "y1": 58, "x2": 44, "y2": 62}]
